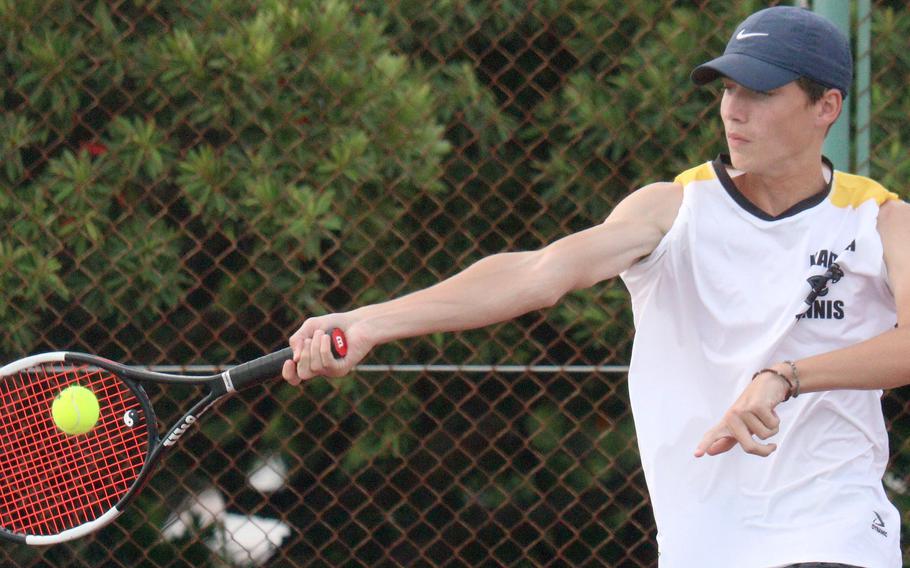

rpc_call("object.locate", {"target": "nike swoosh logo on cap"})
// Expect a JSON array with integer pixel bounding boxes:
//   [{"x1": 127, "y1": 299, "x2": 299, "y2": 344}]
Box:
[{"x1": 736, "y1": 29, "x2": 769, "y2": 40}]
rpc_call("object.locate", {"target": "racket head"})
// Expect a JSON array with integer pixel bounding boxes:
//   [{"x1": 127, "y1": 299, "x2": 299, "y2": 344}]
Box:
[{"x1": 0, "y1": 353, "x2": 157, "y2": 544}]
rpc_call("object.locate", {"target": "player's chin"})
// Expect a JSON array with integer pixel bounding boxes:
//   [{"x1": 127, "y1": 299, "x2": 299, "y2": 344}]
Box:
[
  {"x1": 726, "y1": 149, "x2": 752, "y2": 172},
  {"x1": 728, "y1": 147, "x2": 778, "y2": 176}
]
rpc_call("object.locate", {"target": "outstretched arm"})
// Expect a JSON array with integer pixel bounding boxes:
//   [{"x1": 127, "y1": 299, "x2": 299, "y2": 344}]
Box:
[
  {"x1": 282, "y1": 181, "x2": 683, "y2": 384},
  {"x1": 696, "y1": 199, "x2": 910, "y2": 458}
]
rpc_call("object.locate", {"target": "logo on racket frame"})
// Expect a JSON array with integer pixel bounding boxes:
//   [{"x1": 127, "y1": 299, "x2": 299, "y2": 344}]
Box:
[{"x1": 162, "y1": 399, "x2": 217, "y2": 447}]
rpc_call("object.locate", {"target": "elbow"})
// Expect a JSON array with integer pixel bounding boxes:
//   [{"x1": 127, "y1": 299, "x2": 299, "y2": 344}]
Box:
[
  {"x1": 534, "y1": 287, "x2": 562, "y2": 311},
  {"x1": 527, "y1": 250, "x2": 572, "y2": 310}
]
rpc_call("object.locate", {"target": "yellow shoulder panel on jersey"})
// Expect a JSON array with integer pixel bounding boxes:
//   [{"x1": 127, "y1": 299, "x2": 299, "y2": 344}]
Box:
[
  {"x1": 673, "y1": 162, "x2": 716, "y2": 187},
  {"x1": 830, "y1": 172, "x2": 898, "y2": 209}
]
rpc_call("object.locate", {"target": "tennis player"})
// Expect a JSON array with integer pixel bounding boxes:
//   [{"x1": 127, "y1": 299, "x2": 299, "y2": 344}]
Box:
[{"x1": 283, "y1": 7, "x2": 910, "y2": 567}]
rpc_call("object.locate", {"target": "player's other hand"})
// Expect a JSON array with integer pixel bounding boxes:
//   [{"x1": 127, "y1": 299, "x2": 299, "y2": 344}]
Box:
[
  {"x1": 694, "y1": 369, "x2": 791, "y2": 458},
  {"x1": 281, "y1": 315, "x2": 373, "y2": 385}
]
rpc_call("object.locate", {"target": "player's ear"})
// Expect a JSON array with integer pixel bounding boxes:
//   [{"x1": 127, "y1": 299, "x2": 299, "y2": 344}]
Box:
[{"x1": 816, "y1": 88, "x2": 843, "y2": 131}]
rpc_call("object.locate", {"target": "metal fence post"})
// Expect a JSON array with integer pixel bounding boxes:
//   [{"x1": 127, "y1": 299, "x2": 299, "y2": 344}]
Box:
[
  {"x1": 814, "y1": 0, "x2": 852, "y2": 172},
  {"x1": 854, "y1": 0, "x2": 872, "y2": 175}
]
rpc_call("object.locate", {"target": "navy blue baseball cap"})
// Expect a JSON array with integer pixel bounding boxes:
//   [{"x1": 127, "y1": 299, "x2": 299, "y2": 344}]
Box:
[{"x1": 691, "y1": 6, "x2": 852, "y2": 97}]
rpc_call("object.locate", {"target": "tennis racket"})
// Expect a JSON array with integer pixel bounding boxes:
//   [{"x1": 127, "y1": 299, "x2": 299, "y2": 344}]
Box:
[{"x1": 0, "y1": 328, "x2": 347, "y2": 545}]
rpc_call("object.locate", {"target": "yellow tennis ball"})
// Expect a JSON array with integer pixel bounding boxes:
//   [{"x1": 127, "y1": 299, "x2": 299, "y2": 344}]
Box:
[{"x1": 52, "y1": 385, "x2": 100, "y2": 435}]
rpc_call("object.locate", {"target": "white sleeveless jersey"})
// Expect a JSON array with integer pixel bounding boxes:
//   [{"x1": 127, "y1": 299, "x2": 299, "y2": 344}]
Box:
[{"x1": 620, "y1": 156, "x2": 901, "y2": 568}]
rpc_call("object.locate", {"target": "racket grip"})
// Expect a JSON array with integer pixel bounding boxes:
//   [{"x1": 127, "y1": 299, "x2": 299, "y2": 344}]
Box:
[
  {"x1": 229, "y1": 347, "x2": 294, "y2": 389},
  {"x1": 228, "y1": 329, "x2": 347, "y2": 390}
]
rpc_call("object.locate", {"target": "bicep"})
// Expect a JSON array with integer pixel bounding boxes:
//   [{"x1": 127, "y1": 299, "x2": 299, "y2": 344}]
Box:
[
  {"x1": 539, "y1": 181, "x2": 683, "y2": 291},
  {"x1": 879, "y1": 199, "x2": 910, "y2": 326}
]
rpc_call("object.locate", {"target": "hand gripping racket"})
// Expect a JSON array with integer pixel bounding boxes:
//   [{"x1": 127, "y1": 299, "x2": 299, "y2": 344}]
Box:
[{"x1": 0, "y1": 329, "x2": 347, "y2": 545}]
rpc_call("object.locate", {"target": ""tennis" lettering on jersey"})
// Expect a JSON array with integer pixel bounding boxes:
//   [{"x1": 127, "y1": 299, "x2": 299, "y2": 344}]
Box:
[
  {"x1": 798, "y1": 242, "x2": 856, "y2": 321},
  {"x1": 800, "y1": 299, "x2": 845, "y2": 320}
]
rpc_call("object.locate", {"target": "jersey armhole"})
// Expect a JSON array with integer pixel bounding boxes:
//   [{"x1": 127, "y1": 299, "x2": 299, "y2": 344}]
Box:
[{"x1": 622, "y1": 191, "x2": 688, "y2": 281}]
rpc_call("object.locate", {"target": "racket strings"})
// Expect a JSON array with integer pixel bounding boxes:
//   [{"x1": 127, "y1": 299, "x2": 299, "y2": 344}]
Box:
[{"x1": 0, "y1": 363, "x2": 149, "y2": 536}]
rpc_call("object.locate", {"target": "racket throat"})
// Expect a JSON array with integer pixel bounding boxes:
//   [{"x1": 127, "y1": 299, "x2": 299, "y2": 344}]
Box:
[{"x1": 162, "y1": 396, "x2": 217, "y2": 447}]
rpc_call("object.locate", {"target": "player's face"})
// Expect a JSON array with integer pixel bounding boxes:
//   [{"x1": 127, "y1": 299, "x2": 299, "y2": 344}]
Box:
[{"x1": 719, "y1": 79, "x2": 822, "y2": 174}]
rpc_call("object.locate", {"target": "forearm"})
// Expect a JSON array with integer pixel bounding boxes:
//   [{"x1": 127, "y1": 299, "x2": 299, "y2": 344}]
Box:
[
  {"x1": 775, "y1": 326, "x2": 910, "y2": 394},
  {"x1": 352, "y1": 250, "x2": 564, "y2": 344}
]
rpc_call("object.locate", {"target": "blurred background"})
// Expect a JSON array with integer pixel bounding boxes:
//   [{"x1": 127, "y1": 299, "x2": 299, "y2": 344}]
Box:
[{"x1": 2, "y1": 1, "x2": 908, "y2": 566}]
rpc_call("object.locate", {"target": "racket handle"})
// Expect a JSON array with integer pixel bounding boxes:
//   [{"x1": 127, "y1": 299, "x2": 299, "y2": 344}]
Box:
[
  {"x1": 229, "y1": 348, "x2": 293, "y2": 389},
  {"x1": 228, "y1": 329, "x2": 347, "y2": 390}
]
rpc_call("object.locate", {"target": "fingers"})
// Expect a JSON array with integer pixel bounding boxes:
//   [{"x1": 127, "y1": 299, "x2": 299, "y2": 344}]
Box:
[
  {"x1": 289, "y1": 321, "x2": 316, "y2": 362},
  {"x1": 725, "y1": 413, "x2": 777, "y2": 457},
  {"x1": 282, "y1": 338, "x2": 313, "y2": 384},
  {"x1": 281, "y1": 359, "x2": 301, "y2": 386},
  {"x1": 695, "y1": 372, "x2": 788, "y2": 459},
  {"x1": 308, "y1": 329, "x2": 324, "y2": 373},
  {"x1": 706, "y1": 436, "x2": 739, "y2": 456},
  {"x1": 742, "y1": 410, "x2": 779, "y2": 440},
  {"x1": 694, "y1": 427, "x2": 737, "y2": 458},
  {"x1": 319, "y1": 330, "x2": 340, "y2": 365},
  {"x1": 695, "y1": 410, "x2": 779, "y2": 458},
  {"x1": 283, "y1": 327, "x2": 346, "y2": 385}
]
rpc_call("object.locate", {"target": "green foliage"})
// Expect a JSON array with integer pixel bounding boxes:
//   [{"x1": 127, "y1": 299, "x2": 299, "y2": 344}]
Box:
[
  {"x1": 868, "y1": 7, "x2": 910, "y2": 196},
  {"x1": 868, "y1": 10, "x2": 910, "y2": 563},
  {"x1": 0, "y1": 241, "x2": 67, "y2": 349},
  {"x1": 0, "y1": 0, "x2": 456, "y2": 358}
]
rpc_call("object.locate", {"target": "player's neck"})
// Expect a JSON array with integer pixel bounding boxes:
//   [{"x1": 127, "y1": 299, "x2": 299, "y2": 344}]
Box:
[{"x1": 733, "y1": 158, "x2": 829, "y2": 218}]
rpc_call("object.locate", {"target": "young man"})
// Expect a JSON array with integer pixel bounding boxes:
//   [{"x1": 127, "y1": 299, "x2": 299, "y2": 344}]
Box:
[{"x1": 283, "y1": 7, "x2": 910, "y2": 567}]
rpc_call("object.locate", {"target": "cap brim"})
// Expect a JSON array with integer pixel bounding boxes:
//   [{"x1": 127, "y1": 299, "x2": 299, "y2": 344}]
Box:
[{"x1": 691, "y1": 53, "x2": 800, "y2": 93}]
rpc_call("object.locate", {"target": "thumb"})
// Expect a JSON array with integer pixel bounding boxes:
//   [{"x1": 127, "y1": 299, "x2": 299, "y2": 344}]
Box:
[
  {"x1": 700, "y1": 436, "x2": 740, "y2": 457},
  {"x1": 695, "y1": 425, "x2": 733, "y2": 458}
]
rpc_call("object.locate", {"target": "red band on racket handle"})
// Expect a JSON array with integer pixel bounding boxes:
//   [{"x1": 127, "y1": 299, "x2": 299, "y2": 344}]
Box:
[{"x1": 329, "y1": 328, "x2": 347, "y2": 359}]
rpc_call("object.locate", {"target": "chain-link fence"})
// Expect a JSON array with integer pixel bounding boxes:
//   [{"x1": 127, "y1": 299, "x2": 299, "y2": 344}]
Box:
[{"x1": 2, "y1": 1, "x2": 909, "y2": 566}]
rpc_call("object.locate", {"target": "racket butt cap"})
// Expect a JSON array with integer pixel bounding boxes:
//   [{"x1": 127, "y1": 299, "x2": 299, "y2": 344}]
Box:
[{"x1": 329, "y1": 328, "x2": 347, "y2": 359}]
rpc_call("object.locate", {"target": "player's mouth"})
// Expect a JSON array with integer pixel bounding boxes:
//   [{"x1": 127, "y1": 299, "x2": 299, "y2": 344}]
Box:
[{"x1": 726, "y1": 132, "x2": 750, "y2": 147}]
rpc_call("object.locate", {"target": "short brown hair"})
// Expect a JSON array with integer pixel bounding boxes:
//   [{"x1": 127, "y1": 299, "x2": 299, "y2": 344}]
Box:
[
  {"x1": 796, "y1": 77, "x2": 830, "y2": 104},
  {"x1": 797, "y1": 77, "x2": 841, "y2": 136}
]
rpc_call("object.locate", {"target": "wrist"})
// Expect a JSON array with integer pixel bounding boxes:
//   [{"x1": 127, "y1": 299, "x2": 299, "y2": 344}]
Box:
[
  {"x1": 752, "y1": 366, "x2": 795, "y2": 403},
  {"x1": 782, "y1": 360, "x2": 801, "y2": 398},
  {"x1": 348, "y1": 305, "x2": 395, "y2": 346}
]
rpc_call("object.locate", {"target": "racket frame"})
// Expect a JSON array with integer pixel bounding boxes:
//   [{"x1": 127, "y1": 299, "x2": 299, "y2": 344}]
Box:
[{"x1": 0, "y1": 346, "x2": 295, "y2": 545}]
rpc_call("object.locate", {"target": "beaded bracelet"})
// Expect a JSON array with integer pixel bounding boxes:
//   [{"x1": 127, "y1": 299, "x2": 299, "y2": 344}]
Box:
[
  {"x1": 752, "y1": 368, "x2": 794, "y2": 402},
  {"x1": 783, "y1": 360, "x2": 800, "y2": 399}
]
